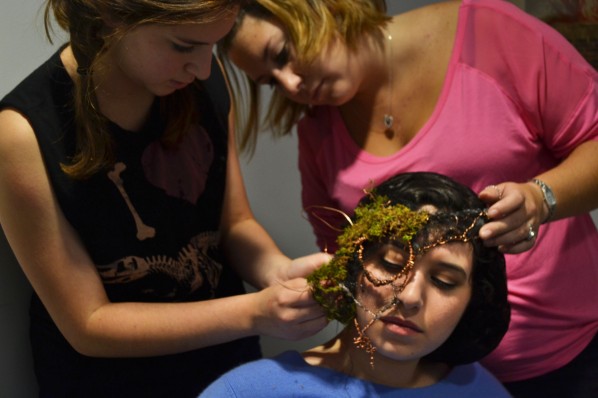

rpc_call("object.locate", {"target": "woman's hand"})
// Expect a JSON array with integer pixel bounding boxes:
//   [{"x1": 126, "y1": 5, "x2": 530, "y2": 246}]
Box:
[
  {"x1": 261, "y1": 252, "x2": 331, "y2": 294},
  {"x1": 252, "y1": 276, "x2": 329, "y2": 340},
  {"x1": 251, "y1": 252, "x2": 331, "y2": 340},
  {"x1": 478, "y1": 181, "x2": 548, "y2": 254},
  {"x1": 285, "y1": 252, "x2": 333, "y2": 280}
]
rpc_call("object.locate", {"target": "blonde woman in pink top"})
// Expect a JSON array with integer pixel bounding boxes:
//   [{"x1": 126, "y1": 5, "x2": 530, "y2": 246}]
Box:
[{"x1": 222, "y1": 0, "x2": 598, "y2": 396}]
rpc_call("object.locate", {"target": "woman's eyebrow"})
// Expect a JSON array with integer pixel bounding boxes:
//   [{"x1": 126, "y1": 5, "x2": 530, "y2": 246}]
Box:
[
  {"x1": 174, "y1": 36, "x2": 210, "y2": 45},
  {"x1": 173, "y1": 34, "x2": 211, "y2": 46},
  {"x1": 435, "y1": 262, "x2": 468, "y2": 279}
]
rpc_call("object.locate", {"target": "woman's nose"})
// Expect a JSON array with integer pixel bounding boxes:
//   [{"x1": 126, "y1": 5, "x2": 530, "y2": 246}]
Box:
[
  {"x1": 396, "y1": 274, "x2": 424, "y2": 310},
  {"x1": 272, "y1": 67, "x2": 303, "y2": 96},
  {"x1": 185, "y1": 47, "x2": 214, "y2": 81}
]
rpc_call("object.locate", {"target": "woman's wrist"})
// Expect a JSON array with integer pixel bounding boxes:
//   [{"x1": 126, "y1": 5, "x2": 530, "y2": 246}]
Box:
[{"x1": 530, "y1": 179, "x2": 557, "y2": 223}]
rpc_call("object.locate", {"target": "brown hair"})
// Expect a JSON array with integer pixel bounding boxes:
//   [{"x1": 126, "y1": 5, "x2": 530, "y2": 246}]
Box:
[{"x1": 44, "y1": 0, "x2": 245, "y2": 179}]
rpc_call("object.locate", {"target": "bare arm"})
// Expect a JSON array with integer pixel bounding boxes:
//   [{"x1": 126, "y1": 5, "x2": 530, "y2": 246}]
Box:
[
  {"x1": 217, "y1": 102, "x2": 329, "y2": 336},
  {"x1": 217, "y1": 118, "x2": 288, "y2": 288},
  {"x1": 479, "y1": 140, "x2": 598, "y2": 253},
  {"x1": 218, "y1": 114, "x2": 329, "y2": 288},
  {"x1": 0, "y1": 109, "x2": 326, "y2": 358}
]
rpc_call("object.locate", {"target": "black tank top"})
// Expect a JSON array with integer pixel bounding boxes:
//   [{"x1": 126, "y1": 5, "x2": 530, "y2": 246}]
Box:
[{"x1": 1, "y1": 47, "x2": 260, "y2": 397}]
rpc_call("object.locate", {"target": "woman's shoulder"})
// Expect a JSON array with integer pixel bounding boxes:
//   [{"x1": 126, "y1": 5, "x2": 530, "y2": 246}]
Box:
[
  {"x1": 0, "y1": 109, "x2": 38, "y2": 160},
  {"x1": 392, "y1": 0, "x2": 460, "y2": 33},
  {"x1": 441, "y1": 362, "x2": 512, "y2": 397},
  {"x1": 0, "y1": 47, "x2": 72, "y2": 127},
  {"x1": 215, "y1": 350, "x2": 310, "y2": 378},
  {"x1": 0, "y1": 108, "x2": 57, "y2": 236},
  {"x1": 0, "y1": 49, "x2": 75, "y2": 161},
  {"x1": 200, "y1": 351, "x2": 338, "y2": 397},
  {"x1": 390, "y1": 1, "x2": 460, "y2": 96}
]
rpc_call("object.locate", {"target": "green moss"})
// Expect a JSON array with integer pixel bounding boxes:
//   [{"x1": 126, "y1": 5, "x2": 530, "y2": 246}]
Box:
[{"x1": 307, "y1": 196, "x2": 429, "y2": 324}]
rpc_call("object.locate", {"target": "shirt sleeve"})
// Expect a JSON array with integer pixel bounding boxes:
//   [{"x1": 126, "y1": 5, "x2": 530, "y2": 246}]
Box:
[{"x1": 461, "y1": 0, "x2": 598, "y2": 159}]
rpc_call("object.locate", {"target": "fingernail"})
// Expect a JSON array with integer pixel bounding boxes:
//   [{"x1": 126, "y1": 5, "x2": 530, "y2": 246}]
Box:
[
  {"x1": 480, "y1": 228, "x2": 491, "y2": 239},
  {"x1": 487, "y1": 208, "x2": 499, "y2": 218}
]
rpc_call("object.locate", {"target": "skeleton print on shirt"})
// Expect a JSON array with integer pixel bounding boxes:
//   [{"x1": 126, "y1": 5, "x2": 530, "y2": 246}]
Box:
[
  {"x1": 97, "y1": 232, "x2": 223, "y2": 298},
  {"x1": 99, "y1": 124, "x2": 223, "y2": 298}
]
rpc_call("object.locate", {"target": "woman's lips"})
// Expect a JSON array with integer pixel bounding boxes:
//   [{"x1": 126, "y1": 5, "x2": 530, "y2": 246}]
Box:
[
  {"x1": 380, "y1": 317, "x2": 424, "y2": 335},
  {"x1": 171, "y1": 79, "x2": 193, "y2": 89}
]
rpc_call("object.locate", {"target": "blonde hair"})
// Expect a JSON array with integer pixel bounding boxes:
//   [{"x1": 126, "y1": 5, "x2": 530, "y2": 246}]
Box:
[
  {"x1": 44, "y1": 0, "x2": 243, "y2": 179},
  {"x1": 220, "y1": 0, "x2": 389, "y2": 156}
]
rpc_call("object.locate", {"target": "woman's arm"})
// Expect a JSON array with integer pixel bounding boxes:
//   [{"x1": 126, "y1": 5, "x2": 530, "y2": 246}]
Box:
[
  {"x1": 218, "y1": 99, "x2": 329, "y2": 326},
  {"x1": 0, "y1": 109, "x2": 326, "y2": 359},
  {"x1": 534, "y1": 140, "x2": 598, "y2": 219},
  {"x1": 219, "y1": 118, "x2": 330, "y2": 287},
  {"x1": 479, "y1": 140, "x2": 598, "y2": 253},
  {"x1": 475, "y1": 2, "x2": 598, "y2": 254}
]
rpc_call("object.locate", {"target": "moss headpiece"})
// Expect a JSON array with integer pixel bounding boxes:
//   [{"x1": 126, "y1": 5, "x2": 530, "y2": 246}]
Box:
[
  {"x1": 307, "y1": 194, "x2": 485, "y2": 324},
  {"x1": 307, "y1": 195, "x2": 429, "y2": 323}
]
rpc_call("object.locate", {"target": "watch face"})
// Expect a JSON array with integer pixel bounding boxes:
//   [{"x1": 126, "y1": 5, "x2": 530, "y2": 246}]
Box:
[
  {"x1": 540, "y1": 181, "x2": 556, "y2": 205},
  {"x1": 545, "y1": 189, "x2": 556, "y2": 206},
  {"x1": 533, "y1": 179, "x2": 556, "y2": 219}
]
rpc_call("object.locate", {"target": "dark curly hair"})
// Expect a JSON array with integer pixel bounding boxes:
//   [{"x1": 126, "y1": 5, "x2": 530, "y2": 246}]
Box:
[{"x1": 354, "y1": 171, "x2": 510, "y2": 365}]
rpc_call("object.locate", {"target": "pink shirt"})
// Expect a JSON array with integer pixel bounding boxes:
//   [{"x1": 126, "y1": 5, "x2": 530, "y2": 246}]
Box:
[{"x1": 298, "y1": 0, "x2": 598, "y2": 382}]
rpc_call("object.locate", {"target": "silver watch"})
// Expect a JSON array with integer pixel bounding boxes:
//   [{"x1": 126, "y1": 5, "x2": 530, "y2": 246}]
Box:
[{"x1": 531, "y1": 179, "x2": 556, "y2": 223}]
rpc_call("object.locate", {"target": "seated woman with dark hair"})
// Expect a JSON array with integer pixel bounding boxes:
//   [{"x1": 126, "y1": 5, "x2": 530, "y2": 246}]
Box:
[{"x1": 200, "y1": 171, "x2": 512, "y2": 397}]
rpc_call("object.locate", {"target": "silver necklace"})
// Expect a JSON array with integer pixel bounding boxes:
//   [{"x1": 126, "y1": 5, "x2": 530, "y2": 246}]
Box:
[{"x1": 383, "y1": 33, "x2": 394, "y2": 130}]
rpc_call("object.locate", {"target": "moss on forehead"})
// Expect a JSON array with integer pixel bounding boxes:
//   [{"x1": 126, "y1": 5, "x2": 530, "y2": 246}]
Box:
[
  {"x1": 308, "y1": 196, "x2": 429, "y2": 323},
  {"x1": 340, "y1": 196, "x2": 429, "y2": 246}
]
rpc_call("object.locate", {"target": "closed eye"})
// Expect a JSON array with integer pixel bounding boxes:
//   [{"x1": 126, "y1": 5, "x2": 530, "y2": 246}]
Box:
[
  {"x1": 274, "y1": 44, "x2": 289, "y2": 67},
  {"x1": 172, "y1": 43, "x2": 195, "y2": 53},
  {"x1": 431, "y1": 276, "x2": 458, "y2": 290},
  {"x1": 429, "y1": 261, "x2": 468, "y2": 291},
  {"x1": 374, "y1": 243, "x2": 409, "y2": 272},
  {"x1": 380, "y1": 257, "x2": 405, "y2": 272}
]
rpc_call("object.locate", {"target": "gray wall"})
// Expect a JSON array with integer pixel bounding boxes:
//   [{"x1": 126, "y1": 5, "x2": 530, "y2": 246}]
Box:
[
  {"x1": 1, "y1": 1, "x2": 595, "y2": 396},
  {"x1": 1, "y1": 2, "x2": 60, "y2": 396}
]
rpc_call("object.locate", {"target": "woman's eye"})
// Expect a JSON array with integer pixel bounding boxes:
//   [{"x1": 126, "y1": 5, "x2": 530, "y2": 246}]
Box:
[
  {"x1": 431, "y1": 276, "x2": 457, "y2": 290},
  {"x1": 363, "y1": 243, "x2": 408, "y2": 281},
  {"x1": 172, "y1": 43, "x2": 195, "y2": 53},
  {"x1": 274, "y1": 44, "x2": 289, "y2": 67},
  {"x1": 379, "y1": 248, "x2": 408, "y2": 273},
  {"x1": 382, "y1": 245, "x2": 408, "y2": 266},
  {"x1": 380, "y1": 257, "x2": 405, "y2": 271}
]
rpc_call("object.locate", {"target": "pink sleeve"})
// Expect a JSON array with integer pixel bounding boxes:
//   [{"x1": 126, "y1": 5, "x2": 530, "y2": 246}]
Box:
[{"x1": 461, "y1": 0, "x2": 598, "y2": 158}]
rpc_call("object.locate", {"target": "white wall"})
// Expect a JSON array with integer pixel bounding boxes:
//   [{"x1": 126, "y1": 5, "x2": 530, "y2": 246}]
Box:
[{"x1": 1, "y1": 1, "x2": 596, "y2": 396}]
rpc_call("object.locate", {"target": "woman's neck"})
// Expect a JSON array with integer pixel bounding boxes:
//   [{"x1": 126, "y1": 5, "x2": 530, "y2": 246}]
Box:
[
  {"x1": 341, "y1": 26, "x2": 394, "y2": 128},
  {"x1": 338, "y1": 19, "x2": 420, "y2": 155},
  {"x1": 303, "y1": 326, "x2": 450, "y2": 389}
]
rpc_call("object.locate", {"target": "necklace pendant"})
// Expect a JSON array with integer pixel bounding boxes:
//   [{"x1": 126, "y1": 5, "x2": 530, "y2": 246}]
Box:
[{"x1": 383, "y1": 114, "x2": 394, "y2": 129}]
